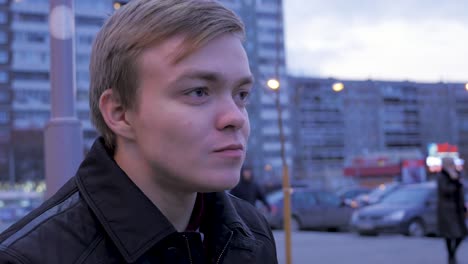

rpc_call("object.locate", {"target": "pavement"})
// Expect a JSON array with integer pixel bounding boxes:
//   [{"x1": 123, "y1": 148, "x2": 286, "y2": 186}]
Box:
[{"x1": 274, "y1": 230, "x2": 468, "y2": 264}]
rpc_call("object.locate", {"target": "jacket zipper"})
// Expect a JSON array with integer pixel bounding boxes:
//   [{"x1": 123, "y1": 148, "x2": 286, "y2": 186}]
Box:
[
  {"x1": 183, "y1": 235, "x2": 193, "y2": 264},
  {"x1": 216, "y1": 231, "x2": 233, "y2": 264}
]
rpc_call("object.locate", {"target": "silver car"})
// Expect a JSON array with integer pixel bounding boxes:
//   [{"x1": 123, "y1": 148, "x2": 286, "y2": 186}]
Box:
[{"x1": 261, "y1": 188, "x2": 354, "y2": 231}]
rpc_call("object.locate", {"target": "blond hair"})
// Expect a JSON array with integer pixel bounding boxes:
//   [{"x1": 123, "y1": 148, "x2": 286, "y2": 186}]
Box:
[{"x1": 89, "y1": 0, "x2": 245, "y2": 149}]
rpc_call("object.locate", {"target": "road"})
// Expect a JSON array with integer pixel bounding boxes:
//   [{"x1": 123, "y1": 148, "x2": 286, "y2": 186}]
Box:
[{"x1": 274, "y1": 230, "x2": 468, "y2": 264}]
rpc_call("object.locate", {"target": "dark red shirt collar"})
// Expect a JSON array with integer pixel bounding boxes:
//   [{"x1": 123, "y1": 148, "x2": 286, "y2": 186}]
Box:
[{"x1": 185, "y1": 193, "x2": 204, "y2": 232}]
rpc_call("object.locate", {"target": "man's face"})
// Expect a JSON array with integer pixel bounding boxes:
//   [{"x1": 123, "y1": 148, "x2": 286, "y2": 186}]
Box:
[{"x1": 127, "y1": 33, "x2": 252, "y2": 192}]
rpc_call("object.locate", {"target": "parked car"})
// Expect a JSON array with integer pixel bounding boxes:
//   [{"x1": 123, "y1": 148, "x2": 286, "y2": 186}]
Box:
[
  {"x1": 336, "y1": 186, "x2": 372, "y2": 208},
  {"x1": 352, "y1": 182, "x2": 402, "y2": 208},
  {"x1": 350, "y1": 181, "x2": 445, "y2": 237},
  {"x1": 260, "y1": 187, "x2": 354, "y2": 231}
]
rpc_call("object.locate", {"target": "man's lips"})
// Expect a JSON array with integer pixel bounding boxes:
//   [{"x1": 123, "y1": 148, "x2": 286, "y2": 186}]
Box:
[
  {"x1": 213, "y1": 144, "x2": 244, "y2": 152},
  {"x1": 213, "y1": 144, "x2": 245, "y2": 158}
]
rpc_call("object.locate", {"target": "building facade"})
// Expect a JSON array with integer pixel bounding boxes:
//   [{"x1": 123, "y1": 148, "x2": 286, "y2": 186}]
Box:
[
  {"x1": 3, "y1": 0, "x2": 294, "y2": 184},
  {"x1": 0, "y1": 0, "x2": 11, "y2": 183},
  {"x1": 221, "y1": 0, "x2": 293, "y2": 183},
  {"x1": 7, "y1": 0, "x2": 111, "y2": 183},
  {"x1": 290, "y1": 77, "x2": 468, "y2": 181}
]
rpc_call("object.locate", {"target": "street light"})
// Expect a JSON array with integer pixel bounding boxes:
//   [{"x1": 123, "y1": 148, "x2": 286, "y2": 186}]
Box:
[
  {"x1": 267, "y1": 77, "x2": 292, "y2": 264},
  {"x1": 113, "y1": 1, "x2": 128, "y2": 10},
  {"x1": 465, "y1": 83, "x2": 468, "y2": 92},
  {"x1": 267, "y1": 79, "x2": 280, "y2": 90},
  {"x1": 332, "y1": 82, "x2": 344, "y2": 92}
]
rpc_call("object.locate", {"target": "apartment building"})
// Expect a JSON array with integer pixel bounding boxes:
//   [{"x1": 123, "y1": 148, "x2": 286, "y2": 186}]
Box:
[
  {"x1": 221, "y1": 0, "x2": 293, "y2": 182},
  {"x1": 289, "y1": 77, "x2": 468, "y2": 180}
]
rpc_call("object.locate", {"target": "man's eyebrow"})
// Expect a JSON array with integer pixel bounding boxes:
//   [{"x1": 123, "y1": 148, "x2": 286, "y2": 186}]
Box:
[
  {"x1": 175, "y1": 70, "x2": 254, "y2": 87},
  {"x1": 235, "y1": 75, "x2": 255, "y2": 87},
  {"x1": 176, "y1": 70, "x2": 220, "y2": 82}
]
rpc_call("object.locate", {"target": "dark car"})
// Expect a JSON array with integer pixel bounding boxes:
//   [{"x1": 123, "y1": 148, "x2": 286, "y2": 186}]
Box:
[
  {"x1": 261, "y1": 187, "x2": 354, "y2": 231},
  {"x1": 352, "y1": 182, "x2": 402, "y2": 208},
  {"x1": 336, "y1": 186, "x2": 372, "y2": 208},
  {"x1": 350, "y1": 181, "x2": 442, "y2": 236}
]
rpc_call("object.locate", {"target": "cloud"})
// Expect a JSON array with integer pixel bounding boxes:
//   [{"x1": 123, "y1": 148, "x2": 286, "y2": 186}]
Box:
[{"x1": 284, "y1": 0, "x2": 468, "y2": 82}]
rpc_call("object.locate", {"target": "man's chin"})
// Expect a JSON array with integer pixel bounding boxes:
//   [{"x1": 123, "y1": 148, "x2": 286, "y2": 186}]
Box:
[
  {"x1": 195, "y1": 176, "x2": 240, "y2": 193},
  {"x1": 196, "y1": 183, "x2": 237, "y2": 193}
]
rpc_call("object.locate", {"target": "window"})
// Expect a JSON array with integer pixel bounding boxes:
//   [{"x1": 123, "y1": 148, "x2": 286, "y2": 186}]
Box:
[
  {"x1": 0, "y1": 71, "x2": 8, "y2": 83},
  {"x1": 0, "y1": 89, "x2": 8, "y2": 103},
  {"x1": 78, "y1": 35, "x2": 94, "y2": 46},
  {"x1": 27, "y1": 32, "x2": 47, "y2": 43},
  {"x1": 0, "y1": 12, "x2": 6, "y2": 24},
  {"x1": 77, "y1": 72, "x2": 89, "y2": 83},
  {"x1": 0, "y1": 51, "x2": 8, "y2": 63},
  {"x1": 0, "y1": 110, "x2": 8, "y2": 124},
  {"x1": 14, "y1": 32, "x2": 47, "y2": 44},
  {"x1": 316, "y1": 192, "x2": 341, "y2": 207},
  {"x1": 15, "y1": 13, "x2": 46, "y2": 23},
  {"x1": 0, "y1": 31, "x2": 7, "y2": 44},
  {"x1": 14, "y1": 51, "x2": 49, "y2": 65},
  {"x1": 293, "y1": 192, "x2": 317, "y2": 207},
  {"x1": 76, "y1": 16, "x2": 104, "y2": 27},
  {"x1": 13, "y1": 72, "x2": 49, "y2": 81}
]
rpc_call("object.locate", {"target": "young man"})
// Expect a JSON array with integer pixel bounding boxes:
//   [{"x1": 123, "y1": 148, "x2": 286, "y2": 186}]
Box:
[{"x1": 0, "y1": 0, "x2": 278, "y2": 263}]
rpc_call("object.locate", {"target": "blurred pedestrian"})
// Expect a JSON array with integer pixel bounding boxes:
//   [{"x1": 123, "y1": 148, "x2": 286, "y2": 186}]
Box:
[
  {"x1": 231, "y1": 166, "x2": 271, "y2": 212},
  {"x1": 0, "y1": 1, "x2": 278, "y2": 263},
  {"x1": 437, "y1": 157, "x2": 467, "y2": 264}
]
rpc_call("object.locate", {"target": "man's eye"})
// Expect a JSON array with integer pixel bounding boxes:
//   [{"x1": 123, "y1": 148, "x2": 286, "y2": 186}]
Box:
[
  {"x1": 187, "y1": 88, "x2": 209, "y2": 97},
  {"x1": 236, "y1": 90, "x2": 251, "y2": 105},
  {"x1": 239, "y1": 91, "x2": 250, "y2": 101}
]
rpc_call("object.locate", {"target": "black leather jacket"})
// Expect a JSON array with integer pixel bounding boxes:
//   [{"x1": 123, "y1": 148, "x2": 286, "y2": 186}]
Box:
[{"x1": 0, "y1": 138, "x2": 278, "y2": 263}]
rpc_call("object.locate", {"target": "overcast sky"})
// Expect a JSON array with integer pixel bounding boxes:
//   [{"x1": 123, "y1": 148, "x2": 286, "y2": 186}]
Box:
[{"x1": 283, "y1": 0, "x2": 468, "y2": 82}]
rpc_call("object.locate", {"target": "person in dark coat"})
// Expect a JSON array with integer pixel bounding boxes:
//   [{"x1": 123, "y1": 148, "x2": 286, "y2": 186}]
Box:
[
  {"x1": 437, "y1": 157, "x2": 467, "y2": 264},
  {"x1": 231, "y1": 167, "x2": 271, "y2": 212},
  {"x1": 0, "y1": 1, "x2": 278, "y2": 263}
]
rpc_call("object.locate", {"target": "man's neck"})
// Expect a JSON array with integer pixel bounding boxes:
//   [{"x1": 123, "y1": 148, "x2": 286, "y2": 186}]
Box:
[{"x1": 114, "y1": 142, "x2": 197, "y2": 232}]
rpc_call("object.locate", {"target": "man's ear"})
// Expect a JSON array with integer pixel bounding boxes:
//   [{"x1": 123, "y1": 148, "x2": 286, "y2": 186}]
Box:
[{"x1": 99, "y1": 89, "x2": 135, "y2": 141}]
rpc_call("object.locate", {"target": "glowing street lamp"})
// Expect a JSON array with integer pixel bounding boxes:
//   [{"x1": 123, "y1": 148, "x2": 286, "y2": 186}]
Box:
[
  {"x1": 113, "y1": 1, "x2": 129, "y2": 10},
  {"x1": 465, "y1": 83, "x2": 468, "y2": 92},
  {"x1": 266, "y1": 78, "x2": 292, "y2": 264},
  {"x1": 267, "y1": 78, "x2": 280, "y2": 90},
  {"x1": 332, "y1": 82, "x2": 344, "y2": 92}
]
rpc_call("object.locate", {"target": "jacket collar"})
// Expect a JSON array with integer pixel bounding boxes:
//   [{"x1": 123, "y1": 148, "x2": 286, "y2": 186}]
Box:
[{"x1": 75, "y1": 138, "x2": 255, "y2": 262}]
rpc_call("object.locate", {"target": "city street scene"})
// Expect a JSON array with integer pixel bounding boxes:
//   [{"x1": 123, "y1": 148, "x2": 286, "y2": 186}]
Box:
[{"x1": 0, "y1": 0, "x2": 467, "y2": 263}]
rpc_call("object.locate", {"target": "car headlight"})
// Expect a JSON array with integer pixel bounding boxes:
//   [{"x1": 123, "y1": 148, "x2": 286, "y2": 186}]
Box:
[{"x1": 385, "y1": 210, "x2": 405, "y2": 221}]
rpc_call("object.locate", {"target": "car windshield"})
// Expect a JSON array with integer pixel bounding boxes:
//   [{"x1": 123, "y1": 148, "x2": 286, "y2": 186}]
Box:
[
  {"x1": 367, "y1": 183, "x2": 398, "y2": 201},
  {"x1": 380, "y1": 187, "x2": 430, "y2": 205}
]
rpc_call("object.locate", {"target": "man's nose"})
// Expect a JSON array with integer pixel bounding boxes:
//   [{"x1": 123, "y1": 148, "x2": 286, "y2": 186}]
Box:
[{"x1": 215, "y1": 97, "x2": 247, "y2": 131}]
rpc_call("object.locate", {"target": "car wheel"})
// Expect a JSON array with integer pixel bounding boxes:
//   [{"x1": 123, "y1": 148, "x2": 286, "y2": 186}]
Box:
[
  {"x1": 407, "y1": 219, "x2": 425, "y2": 237},
  {"x1": 291, "y1": 216, "x2": 301, "y2": 231}
]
